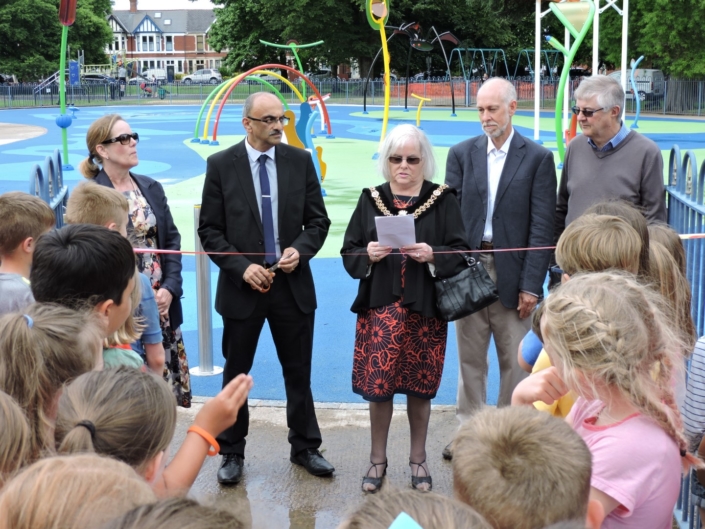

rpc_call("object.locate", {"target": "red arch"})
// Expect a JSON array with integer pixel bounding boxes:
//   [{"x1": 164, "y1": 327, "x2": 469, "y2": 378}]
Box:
[{"x1": 213, "y1": 64, "x2": 333, "y2": 141}]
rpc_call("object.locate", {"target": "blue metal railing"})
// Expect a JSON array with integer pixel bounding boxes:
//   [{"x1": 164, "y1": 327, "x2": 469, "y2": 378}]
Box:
[
  {"x1": 667, "y1": 146, "x2": 705, "y2": 338},
  {"x1": 668, "y1": 145, "x2": 705, "y2": 528},
  {"x1": 29, "y1": 149, "x2": 69, "y2": 228}
]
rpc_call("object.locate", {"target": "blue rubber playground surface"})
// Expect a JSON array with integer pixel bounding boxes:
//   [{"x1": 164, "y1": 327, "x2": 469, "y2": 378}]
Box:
[{"x1": 1, "y1": 104, "x2": 704, "y2": 404}]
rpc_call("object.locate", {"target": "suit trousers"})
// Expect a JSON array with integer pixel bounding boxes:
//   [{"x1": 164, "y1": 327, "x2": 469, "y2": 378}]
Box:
[
  {"x1": 455, "y1": 252, "x2": 530, "y2": 422},
  {"x1": 216, "y1": 273, "x2": 322, "y2": 457}
]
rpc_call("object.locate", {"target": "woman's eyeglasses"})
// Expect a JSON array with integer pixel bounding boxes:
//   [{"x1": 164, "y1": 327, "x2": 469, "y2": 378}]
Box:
[
  {"x1": 247, "y1": 115, "x2": 290, "y2": 126},
  {"x1": 388, "y1": 156, "x2": 422, "y2": 165},
  {"x1": 571, "y1": 107, "x2": 605, "y2": 118},
  {"x1": 101, "y1": 133, "x2": 139, "y2": 145}
]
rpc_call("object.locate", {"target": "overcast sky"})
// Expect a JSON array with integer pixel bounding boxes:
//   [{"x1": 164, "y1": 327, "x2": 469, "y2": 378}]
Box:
[{"x1": 112, "y1": 0, "x2": 215, "y2": 10}]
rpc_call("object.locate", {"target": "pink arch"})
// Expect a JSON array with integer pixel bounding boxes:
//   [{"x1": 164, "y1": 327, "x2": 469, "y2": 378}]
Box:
[{"x1": 213, "y1": 64, "x2": 333, "y2": 141}]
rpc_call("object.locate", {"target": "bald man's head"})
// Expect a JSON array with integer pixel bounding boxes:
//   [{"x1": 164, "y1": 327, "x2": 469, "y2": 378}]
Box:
[
  {"x1": 242, "y1": 92, "x2": 286, "y2": 151},
  {"x1": 477, "y1": 78, "x2": 517, "y2": 105}
]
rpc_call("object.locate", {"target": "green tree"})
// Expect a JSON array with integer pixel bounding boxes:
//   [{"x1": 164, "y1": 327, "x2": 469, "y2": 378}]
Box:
[
  {"x1": 0, "y1": 0, "x2": 112, "y2": 81},
  {"x1": 208, "y1": 0, "x2": 377, "y2": 77}
]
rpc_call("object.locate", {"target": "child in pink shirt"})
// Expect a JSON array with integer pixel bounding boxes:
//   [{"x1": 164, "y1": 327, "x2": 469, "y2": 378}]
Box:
[{"x1": 536, "y1": 271, "x2": 702, "y2": 529}]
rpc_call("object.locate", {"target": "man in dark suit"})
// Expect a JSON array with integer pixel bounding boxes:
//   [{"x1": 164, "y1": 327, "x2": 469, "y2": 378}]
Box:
[
  {"x1": 444, "y1": 78, "x2": 556, "y2": 456},
  {"x1": 198, "y1": 92, "x2": 334, "y2": 484}
]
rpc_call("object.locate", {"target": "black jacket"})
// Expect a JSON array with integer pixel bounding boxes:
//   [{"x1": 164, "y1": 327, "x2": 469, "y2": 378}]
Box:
[
  {"x1": 445, "y1": 130, "x2": 556, "y2": 309},
  {"x1": 198, "y1": 140, "x2": 330, "y2": 320},
  {"x1": 94, "y1": 170, "x2": 184, "y2": 329},
  {"x1": 341, "y1": 181, "x2": 470, "y2": 319}
]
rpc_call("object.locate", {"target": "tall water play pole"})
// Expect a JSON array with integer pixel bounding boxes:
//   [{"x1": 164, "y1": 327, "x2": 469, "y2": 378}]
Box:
[{"x1": 57, "y1": 0, "x2": 77, "y2": 170}]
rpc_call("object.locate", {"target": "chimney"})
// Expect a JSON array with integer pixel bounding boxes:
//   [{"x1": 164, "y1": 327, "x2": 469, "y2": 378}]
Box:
[{"x1": 129, "y1": 0, "x2": 137, "y2": 12}]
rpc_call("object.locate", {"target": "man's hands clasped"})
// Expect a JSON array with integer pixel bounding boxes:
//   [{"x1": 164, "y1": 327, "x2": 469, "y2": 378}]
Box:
[{"x1": 244, "y1": 247, "x2": 300, "y2": 292}]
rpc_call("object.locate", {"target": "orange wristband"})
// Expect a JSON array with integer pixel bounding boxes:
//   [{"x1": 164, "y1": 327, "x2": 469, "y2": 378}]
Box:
[{"x1": 187, "y1": 426, "x2": 219, "y2": 456}]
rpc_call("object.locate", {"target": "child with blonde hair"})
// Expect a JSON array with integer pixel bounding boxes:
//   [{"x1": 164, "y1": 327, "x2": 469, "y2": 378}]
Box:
[
  {"x1": 102, "y1": 268, "x2": 148, "y2": 369},
  {"x1": 66, "y1": 181, "x2": 165, "y2": 373},
  {"x1": 0, "y1": 391, "x2": 31, "y2": 488},
  {"x1": 0, "y1": 191, "x2": 54, "y2": 315},
  {"x1": 337, "y1": 488, "x2": 491, "y2": 529},
  {"x1": 0, "y1": 454, "x2": 156, "y2": 529},
  {"x1": 648, "y1": 221, "x2": 687, "y2": 276},
  {"x1": 512, "y1": 214, "x2": 641, "y2": 415},
  {"x1": 452, "y1": 406, "x2": 603, "y2": 529},
  {"x1": 100, "y1": 498, "x2": 247, "y2": 529},
  {"x1": 536, "y1": 271, "x2": 700, "y2": 528},
  {"x1": 0, "y1": 304, "x2": 104, "y2": 462},
  {"x1": 55, "y1": 366, "x2": 252, "y2": 497},
  {"x1": 648, "y1": 240, "x2": 696, "y2": 355}
]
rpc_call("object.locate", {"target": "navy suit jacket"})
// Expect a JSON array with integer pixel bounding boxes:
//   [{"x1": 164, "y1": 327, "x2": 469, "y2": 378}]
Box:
[
  {"x1": 94, "y1": 170, "x2": 184, "y2": 329},
  {"x1": 198, "y1": 140, "x2": 330, "y2": 320},
  {"x1": 445, "y1": 130, "x2": 557, "y2": 309}
]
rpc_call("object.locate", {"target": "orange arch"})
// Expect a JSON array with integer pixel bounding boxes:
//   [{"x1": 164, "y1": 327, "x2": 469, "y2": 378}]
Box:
[{"x1": 212, "y1": 64, "x2": 333, "y2": 141}]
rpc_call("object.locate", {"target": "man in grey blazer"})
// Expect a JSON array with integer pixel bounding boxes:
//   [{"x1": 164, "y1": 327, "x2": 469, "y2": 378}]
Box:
[{"x1": 444, "y1": 78, "x2": 556, "y2": 457}]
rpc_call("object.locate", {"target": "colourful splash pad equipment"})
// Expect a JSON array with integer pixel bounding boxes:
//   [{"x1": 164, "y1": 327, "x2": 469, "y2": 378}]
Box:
[
  {"x1": 545, "y1": 0, "x2": 595, "y2": 163},
  {"x1": 193, "y1": 64, "x2": 332, "y2": 144},
  {"x1": 366, "y1": 0, "x2": 392, "y2": 150}
]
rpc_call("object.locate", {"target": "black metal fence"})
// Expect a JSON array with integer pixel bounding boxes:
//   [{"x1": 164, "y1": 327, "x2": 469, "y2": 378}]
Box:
[{"x1": 2, "y1": 78, "x2": 705, "y2": 116}]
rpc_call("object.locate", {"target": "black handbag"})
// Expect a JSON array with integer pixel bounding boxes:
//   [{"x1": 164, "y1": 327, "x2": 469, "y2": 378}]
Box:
[{"x1": 434, "y1": 254, "x2": 499, "y2": 321}]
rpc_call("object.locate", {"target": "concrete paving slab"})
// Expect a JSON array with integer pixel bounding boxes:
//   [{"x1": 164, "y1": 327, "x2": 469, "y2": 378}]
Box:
[
  {"x1": 176, "y1": 401, "x2": 459, "y2": 529},
  {"x1": 0, "y1": 123, "x2": 46, "y2": 145}
]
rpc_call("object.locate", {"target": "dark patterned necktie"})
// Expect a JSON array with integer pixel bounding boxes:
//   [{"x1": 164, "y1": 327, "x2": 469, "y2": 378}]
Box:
[{"x1": 258, "y1": 154, "x2": 276, "y2": 265}]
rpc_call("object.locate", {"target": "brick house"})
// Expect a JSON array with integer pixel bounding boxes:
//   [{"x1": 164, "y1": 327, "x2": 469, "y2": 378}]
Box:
[{"x1": 107, "y1": 0, "x2": 226, "y2": 76}]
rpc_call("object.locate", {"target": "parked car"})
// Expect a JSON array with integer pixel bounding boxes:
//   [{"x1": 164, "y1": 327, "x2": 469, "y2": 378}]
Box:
[
  {"x1": 141, "y1": 68, "x2": 167, "y2": 84},
  {"x1": 83, "y1": 73, "x2": 117, "y2": 84},
  {"x1": 609, "y1": 69, "x2": 665, "y2": 101},
  {"x1": 306, "y1": 69, "x2": 333, "y2": 80},
  {"x1": 182, "y1": 69, "x2": 222, "y2": 85}
]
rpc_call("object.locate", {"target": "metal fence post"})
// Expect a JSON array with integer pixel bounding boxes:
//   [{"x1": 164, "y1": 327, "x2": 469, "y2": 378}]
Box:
[{"x1": 190, "y1": 205, "x2": 222, "y2": 376}]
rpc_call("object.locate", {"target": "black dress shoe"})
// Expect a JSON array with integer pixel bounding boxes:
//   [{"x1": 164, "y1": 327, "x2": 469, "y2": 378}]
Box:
[
  {"x1": 217, "y1": 454, "x2": 244, "y2": 485},
  {"x1": 290, "y1": 448, "x2": 335, "y2": 476}
]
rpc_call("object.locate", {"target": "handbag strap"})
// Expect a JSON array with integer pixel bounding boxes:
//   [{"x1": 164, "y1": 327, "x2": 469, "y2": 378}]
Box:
[{"x1": 461, "y1": 252, "x2": 477, "y2": 267}]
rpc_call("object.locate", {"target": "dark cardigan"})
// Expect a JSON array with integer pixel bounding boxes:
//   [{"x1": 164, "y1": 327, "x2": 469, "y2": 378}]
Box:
[
  {"x1": 94, "y1": 170, "x2": 184, "y2": 329},
  {"x1": 341, "y1": 180, "x2": 470, "y2": 319}
]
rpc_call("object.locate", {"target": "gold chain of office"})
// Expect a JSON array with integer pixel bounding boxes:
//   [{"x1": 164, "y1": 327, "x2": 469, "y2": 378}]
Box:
[{"x1": 369, "y1": 184, "x2": 449, "y2": 218}]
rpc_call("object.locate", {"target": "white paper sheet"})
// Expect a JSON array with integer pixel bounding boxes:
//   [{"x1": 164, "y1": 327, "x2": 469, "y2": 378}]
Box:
[{"x1": 375, "y1": 215, "x2": 416, "y2": 248}]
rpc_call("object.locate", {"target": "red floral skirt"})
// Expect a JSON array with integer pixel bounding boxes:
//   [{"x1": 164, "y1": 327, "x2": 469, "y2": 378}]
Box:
[{"x1": 352, "y1": 300, "x2": 448, "y2": 402}]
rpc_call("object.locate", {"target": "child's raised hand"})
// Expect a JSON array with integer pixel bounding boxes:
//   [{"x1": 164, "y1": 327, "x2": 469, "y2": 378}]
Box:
[
  {"x1": 193, "y1": 374, "x2": 253, "y2": 438},
  {"x1": 511, "y1": 367, "x2": 569, "y2": 406}
]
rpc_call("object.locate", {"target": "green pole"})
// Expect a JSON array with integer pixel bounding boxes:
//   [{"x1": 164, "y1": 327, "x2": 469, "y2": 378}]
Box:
[
  {"x1": 258, "y1": 40, "x2": 325, "y2": 100},
  {"x1": 546, "y1": 0, "x2": 595, "y2": 163},
  {"x1": 290, "y1": 46, "x2": 306, "y2": 98},
  {"x1": 59, "y1": 24, "x2": 70, "y2": 166}
]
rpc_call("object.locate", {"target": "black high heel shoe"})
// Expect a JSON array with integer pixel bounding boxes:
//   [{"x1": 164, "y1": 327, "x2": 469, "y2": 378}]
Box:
[
  {"x1": 361, "y1": 460, "x2": 388, "y2": 493},
  {"x1": 409, "y1": 459, "x2": 432, "y2": 492}
]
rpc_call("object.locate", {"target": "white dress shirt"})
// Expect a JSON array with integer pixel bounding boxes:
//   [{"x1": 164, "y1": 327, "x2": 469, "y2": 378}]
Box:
[
  {"x1": 483, "y1": 127, "x2": 515, "y2": 242},
  {"x1": 245, "y1": 139, "x2": 281, "y2": 259}
]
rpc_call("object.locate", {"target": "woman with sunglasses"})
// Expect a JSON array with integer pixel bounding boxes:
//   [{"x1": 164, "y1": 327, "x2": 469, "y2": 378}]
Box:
[
  {"x1": 80, "y1": 114, "x2": 191, "y2": 408},
  {"x1": 341, "y1": 124, "x2": 469, "y2": 493}
]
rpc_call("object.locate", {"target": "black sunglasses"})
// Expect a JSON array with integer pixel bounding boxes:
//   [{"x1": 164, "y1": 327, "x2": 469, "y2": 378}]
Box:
[
  {"x1": 247, "y1": 115, "x2": 290, "y2": 125},
  {"x1": 388, "y1": 155, "x2": 422, "y2": 165},
  {"x1": 101, "y1": 132, "x2": 139, "y2": 145},
  {"x1": 571, "y1": 106, "x2": 605, "y2": 118}
]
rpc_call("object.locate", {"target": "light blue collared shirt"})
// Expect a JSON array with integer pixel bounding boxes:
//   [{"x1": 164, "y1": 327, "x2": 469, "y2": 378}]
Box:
[
  {"x1": 587, "y1": 121, "x2": 630, "y2": 152},
  {"x1": 245, "y1": 139, "x2": 281, "y2": 259}
]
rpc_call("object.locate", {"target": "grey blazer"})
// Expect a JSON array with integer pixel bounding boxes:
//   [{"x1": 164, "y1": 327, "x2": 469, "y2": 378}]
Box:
[{"x1": 445, "y1": 130, "x2": 557, "y2": 309}]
